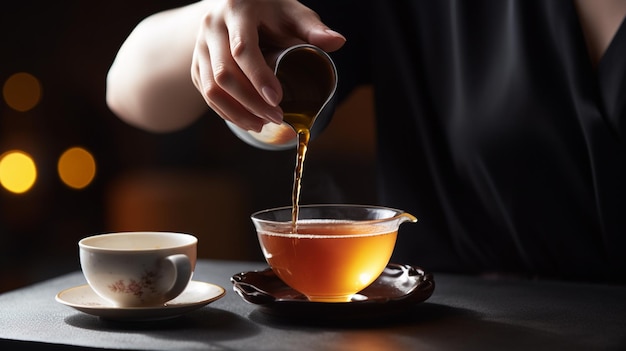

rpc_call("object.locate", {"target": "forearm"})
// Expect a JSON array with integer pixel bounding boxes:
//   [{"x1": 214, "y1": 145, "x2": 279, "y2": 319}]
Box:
[{"x1": 106, "y1": 1, "x2": 212, "y2": 133}]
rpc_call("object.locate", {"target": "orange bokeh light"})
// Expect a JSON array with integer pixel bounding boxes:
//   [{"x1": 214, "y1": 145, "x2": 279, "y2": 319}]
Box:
[
  {"x1": 2, "y1": 72, "x2": 42, "y2": 112},
  {"x1": 58, "y1": 147, "x2": 97, "y2": 189}
]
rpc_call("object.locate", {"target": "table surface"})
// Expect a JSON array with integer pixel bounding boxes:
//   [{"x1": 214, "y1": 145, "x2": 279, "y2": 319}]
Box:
[{"x1": 1, "y1": 259, "x2": 625, "y2": 351}]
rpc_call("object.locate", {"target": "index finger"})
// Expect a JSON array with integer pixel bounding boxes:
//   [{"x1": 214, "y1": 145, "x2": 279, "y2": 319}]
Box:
[{"x1": 226, "y1": 17, "x2": 284, "y2": 107}]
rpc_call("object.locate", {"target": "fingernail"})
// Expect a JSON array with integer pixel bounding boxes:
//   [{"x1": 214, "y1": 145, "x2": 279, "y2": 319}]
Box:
[
  {"x1": 324, "y1": 29, "x2": 346, "y2": 41},
  {"x1": 251, "y1": 121, "x2": 265, "y2": 133},
  {"x1": 266, "y1": 108, "x2": 283, "y2": 124},
  {"x1": 262, "y1": 86, "x2": 280, "y2": 106}
]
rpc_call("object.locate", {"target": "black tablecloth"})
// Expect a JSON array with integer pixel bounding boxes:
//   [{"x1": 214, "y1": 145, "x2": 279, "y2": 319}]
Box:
[{"x1": 1, "y1": 259, "x2": 625, "y2": 350}]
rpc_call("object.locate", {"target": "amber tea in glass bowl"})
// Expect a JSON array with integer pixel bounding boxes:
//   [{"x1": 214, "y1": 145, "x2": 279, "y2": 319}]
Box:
[{"x1": 251, "y1": 204, "x2": 417, "y2": 302}]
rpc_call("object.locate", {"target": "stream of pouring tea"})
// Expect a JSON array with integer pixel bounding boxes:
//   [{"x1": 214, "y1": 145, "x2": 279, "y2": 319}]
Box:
[{"x1": 283, "y1": 112, "x2": 313, "y2": 232}]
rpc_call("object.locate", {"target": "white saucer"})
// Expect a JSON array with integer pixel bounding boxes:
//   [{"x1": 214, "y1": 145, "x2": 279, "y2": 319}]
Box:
[{"x1": 56, "y1": 281, "x2": 226, "y2": 322}]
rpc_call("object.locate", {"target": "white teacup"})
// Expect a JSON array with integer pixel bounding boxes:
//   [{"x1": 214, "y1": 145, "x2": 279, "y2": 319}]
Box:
[{"x1": 79, "y1": 232, "x2": 197, "y2": 307}]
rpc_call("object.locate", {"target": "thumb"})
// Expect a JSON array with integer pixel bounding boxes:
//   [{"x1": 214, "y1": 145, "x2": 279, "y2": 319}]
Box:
[
  {"x1": 306, "y1": 26, "x2": 346, "y2": 52},
  {"x1": 280, "y1": 2, "x2": 347, "y2": 52}
]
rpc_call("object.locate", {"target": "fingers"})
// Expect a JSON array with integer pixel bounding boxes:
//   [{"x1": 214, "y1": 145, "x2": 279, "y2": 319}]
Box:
[
  {"x1": 193, "y1": 7, "x2": 281, "y2": 131},
  {"x1": 193, "y1": 0, "x2": 346, "y2": 131},
  {"x1": 192, "y1": 34, "x2": 266, "y2": 132},
  {"x1": 225, "y1": 9, "x2": 284, "y2": 108},
  {"x1": 207, "y1": 14, "x2": 284, "y2": 124}
]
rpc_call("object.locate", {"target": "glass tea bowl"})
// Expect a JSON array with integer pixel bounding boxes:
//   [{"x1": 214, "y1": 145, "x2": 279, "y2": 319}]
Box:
[{"x1": 251, "y1": 204, "x2": 417, "y2": 302}]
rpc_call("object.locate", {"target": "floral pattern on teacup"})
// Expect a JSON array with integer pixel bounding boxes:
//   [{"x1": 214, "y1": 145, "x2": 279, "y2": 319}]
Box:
[{"x1": 108, "y1": 270, "x2": 160, "y2": 298}]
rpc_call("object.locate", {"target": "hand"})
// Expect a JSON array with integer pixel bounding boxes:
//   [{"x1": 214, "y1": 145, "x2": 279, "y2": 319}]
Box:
[{"x1": 191, "y1": 0, "x2": 346, "y2": 132}]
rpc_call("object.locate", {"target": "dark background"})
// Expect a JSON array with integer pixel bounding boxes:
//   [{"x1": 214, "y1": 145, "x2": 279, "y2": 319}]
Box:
[{"x1": 0, "y1": 1, "x2": 376, "y2": 292}]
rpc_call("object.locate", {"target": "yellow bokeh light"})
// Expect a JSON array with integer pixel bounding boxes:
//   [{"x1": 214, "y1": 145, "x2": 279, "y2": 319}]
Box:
[
  {"x1": 58, "y1": 147, "x2": 96, "y2": 190},
  {"x1": 0, "y1": 150, "x2": 38, "y2": 194},
  {"x1": 2, "y1": 72, "x2": 42, "y2": 112}
]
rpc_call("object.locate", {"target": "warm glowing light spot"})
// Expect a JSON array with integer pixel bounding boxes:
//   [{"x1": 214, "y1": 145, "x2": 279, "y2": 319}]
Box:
[
  {"x1": 58, "y1": 147, "x2": 96, "y2": 189},
  {"x1": 2, "y1": 72, "x2": 42, "y2": 112},
  {"x1": 359, "y1": 272, "x2": 374, "y2": 286},
  {"x1": 0, "y1": 151, "x2": 38, "y2": 194}
]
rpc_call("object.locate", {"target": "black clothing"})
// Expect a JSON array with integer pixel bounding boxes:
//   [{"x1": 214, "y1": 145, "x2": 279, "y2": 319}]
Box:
[{"x1": 312, "y1": 0, "x2": 626, "y2": 282}]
